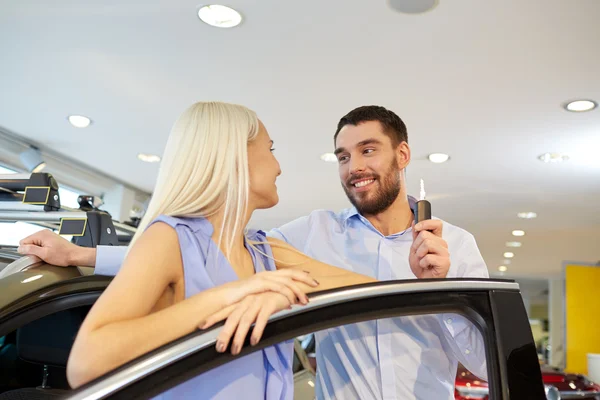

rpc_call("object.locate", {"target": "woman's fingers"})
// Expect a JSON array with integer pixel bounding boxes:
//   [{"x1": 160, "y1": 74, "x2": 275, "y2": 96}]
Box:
[
  {"x1": 200, "y1": 303, "x2": 237, "y2": 330},
  {"x1": 215, "y1": 299, "x2": 250, "y2": 352},
  {"x1": 230, "y1": 302, "x2": 262, "y2": 355}
]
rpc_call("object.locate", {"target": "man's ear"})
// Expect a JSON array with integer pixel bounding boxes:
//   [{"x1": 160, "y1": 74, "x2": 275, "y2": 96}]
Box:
[{"x1": 395, "y1": 142, "x2": 410, "y2": 170}]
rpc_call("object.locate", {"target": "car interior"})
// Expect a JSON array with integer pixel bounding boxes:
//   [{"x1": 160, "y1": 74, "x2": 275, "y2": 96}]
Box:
[{"x1": 0, "y1": 305, "x2": 92, "y2": 399}]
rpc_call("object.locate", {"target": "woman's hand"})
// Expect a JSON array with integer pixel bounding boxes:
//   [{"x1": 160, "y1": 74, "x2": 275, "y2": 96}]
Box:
[
  {"x1": 201, "y1": 292, "x2": 295, "y2": 355},
  {"x1": 219, "y1": 269, "x2": 319, "y2": 308}
]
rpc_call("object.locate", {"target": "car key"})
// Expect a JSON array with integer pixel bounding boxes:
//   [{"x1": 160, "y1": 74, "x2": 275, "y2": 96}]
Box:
[{"x1": 414, "y1": 179, "x2": 431, "y2": 223}]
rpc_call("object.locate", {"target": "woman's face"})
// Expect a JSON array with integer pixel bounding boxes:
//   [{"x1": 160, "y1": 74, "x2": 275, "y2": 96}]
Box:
[{"x1": 247, "y1": 120, "x2": 282, "y2": 210}]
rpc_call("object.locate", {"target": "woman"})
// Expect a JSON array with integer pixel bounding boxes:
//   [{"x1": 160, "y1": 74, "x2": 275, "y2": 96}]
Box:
[{"x1": 66, "y1": 101, "x2": 373, "y2": 398}]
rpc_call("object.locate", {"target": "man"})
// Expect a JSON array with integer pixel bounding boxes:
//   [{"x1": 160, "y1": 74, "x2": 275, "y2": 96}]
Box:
[{"x1": 18, "y1": 106, "x2": 488, "y2": 399}]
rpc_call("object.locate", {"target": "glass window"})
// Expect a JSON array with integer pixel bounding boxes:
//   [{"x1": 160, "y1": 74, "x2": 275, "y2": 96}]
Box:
[
  {"x1": 0, "y1": 165, "x2": 17, "y2": 174},
  {"x1": 154, "y1": 315, "x2": 490, "y2": 400}
]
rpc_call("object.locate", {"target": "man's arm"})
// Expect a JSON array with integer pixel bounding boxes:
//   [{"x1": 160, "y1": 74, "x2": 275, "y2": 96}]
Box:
[
  {"x1": 17, "y1": 230, "x2": 127, "y2": 276},
  {"x1": 266, "y1": 237, "x2": 376, "y2": 292},
  {"x1": 438, "y1": 232, "x2": 489, "y2": 380}
]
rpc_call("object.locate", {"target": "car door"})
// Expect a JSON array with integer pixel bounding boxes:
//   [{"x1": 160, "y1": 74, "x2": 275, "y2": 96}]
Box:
[
  {"x1": 65, "y1": 278, "x2": 548, "y2": 400},
  {"x1": 0, "y1": 263, "x2": 111, "y2": 396}
]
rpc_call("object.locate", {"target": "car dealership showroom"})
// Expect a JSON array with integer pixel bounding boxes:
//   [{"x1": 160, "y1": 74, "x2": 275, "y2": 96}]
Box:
[{"x1": 0, "y1": 1, "x2": 599, "y2": 399}]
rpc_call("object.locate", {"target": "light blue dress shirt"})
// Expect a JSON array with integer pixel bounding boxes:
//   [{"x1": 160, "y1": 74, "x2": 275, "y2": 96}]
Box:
[{"x1": 95, "y1": 200, "x2": 488, "y2": 400}]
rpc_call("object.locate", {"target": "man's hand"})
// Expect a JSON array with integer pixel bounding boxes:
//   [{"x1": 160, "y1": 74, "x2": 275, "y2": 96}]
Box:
[
  {"x1": 17, "y1": 230, "x2": 96, "y2": 267},
  {"x1": 409, "y1": 219, "x2": 450, "y2": 279},
  {"x1": 200, "y1": 292, "x2": 294, "y2": 355}
]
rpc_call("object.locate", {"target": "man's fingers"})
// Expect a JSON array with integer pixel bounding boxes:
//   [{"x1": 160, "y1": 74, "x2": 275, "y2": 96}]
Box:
[
  {"x1": 17, "y1": 244, "x2": 45, "y2": 259},
  {"x1": 419, "y1": 254, "x2": 449, "y2": 272},
  {"x1": 415, "y1": 237, "x2": 448, "y2": 259},
  {"x1": 414, "y1": 219, "x2": 443, "y2": 237},
  {"x1": 411, "y1": 230, "x2": 432, "y2": 253}
]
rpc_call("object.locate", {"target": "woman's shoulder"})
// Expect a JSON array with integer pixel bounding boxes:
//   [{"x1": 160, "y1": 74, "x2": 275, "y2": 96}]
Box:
[{"x1": 149, "y1": 215, "x2": 214, "y2": 236}]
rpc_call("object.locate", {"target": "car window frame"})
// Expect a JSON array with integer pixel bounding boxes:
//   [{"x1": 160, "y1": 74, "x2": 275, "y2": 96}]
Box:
[{"x1": 65, "y1": 278, "x2": 547, "y2": 400}]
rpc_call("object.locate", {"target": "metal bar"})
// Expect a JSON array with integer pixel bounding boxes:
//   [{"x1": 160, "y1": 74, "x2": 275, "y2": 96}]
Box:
[
  {"x1": 0, "y1": 203, "x2": 46, "y2": 212},
  {"x1": 0, "y1": 173, "x2": 32, "y2": 181},
  {"x1": 0, "y1": 211, "x2": 87, "y2": 223},
  {"x1": 112, "y1": 221, "x2": 137, "y2": 235}
]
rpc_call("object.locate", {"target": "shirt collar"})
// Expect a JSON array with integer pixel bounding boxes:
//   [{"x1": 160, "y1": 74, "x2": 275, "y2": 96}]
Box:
[{"x1": 343, "y1": 195, "x2": 418, "y2": 225}]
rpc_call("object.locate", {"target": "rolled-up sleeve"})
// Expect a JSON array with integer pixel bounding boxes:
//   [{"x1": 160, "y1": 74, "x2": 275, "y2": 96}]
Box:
[{"x1": 94, "y1": 245, "x2": 128, "y2": 277}]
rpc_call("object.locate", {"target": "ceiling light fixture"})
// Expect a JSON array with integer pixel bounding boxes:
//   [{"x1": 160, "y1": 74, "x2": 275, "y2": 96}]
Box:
[
  {"x1": 428, "y1": 153, "x2": 450, "y2": 163},
  {"x1": 538, "y1": 152, "x2": 569, "y2": 163},
  {"x1": 512, "y1": 230, "x2": 525, "y2": 237},
  {"x1": 506, "y1": 241, "x2": 522, "y2": 248},
  {"x1": 498, "y1": 266, "x2": 508, "y2": 272},
  {"x1": 387, "y1": 0, "x2": 439, "y2": 14},
  {"x1": 68, "y1": 115, "x2": 92, "y2": 128},
  {"x1": 503, "y1": 252, "x2": 514, "y2": 258},
  {"x1": 137, "y1": 153, "x2": 161, "y2": 163},
  {"x1": 19, "y1": 146, "x2": 46, "y2": 172},
  {"x1": 518, "y1": 212, "x2": 537, "y2": 219},
  {"x1": 320, "y1": 153, "x2": 337, "y2": 163},
  {"x1": 197, "y1": 5, "x2": 242, "y2": 28},
  {"x1": 564, "y1": 100, "x2": 597, "y2": 112}
]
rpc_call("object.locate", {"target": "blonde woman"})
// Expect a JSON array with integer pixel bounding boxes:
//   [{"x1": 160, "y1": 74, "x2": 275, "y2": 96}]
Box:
[{"x1": 65, "y1": 101, "x2": 373, "y2": 399}]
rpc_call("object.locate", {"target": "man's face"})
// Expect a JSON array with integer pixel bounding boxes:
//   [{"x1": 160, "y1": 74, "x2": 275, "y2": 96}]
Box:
[{"x1": 334, "y1": 121, "x2": 408, "y2": 216}]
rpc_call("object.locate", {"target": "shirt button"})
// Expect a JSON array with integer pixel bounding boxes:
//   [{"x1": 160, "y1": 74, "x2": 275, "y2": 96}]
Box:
[
  {"x1": 446, "y1": 318, "x2": 453, "y2": 324},
  {"x1": 465, "y1": 349, "x2": 471, "y2": 355}
]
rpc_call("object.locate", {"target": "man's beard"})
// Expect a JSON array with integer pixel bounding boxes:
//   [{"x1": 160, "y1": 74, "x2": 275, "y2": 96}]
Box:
[{"x1": 342, "y1": 159, "x2": 401, "y2": 216}]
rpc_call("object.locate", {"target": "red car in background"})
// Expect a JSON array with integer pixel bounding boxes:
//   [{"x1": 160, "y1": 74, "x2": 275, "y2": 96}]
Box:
[{"x1": 455, "y1": 364, "x2": 600, "y2": 400}]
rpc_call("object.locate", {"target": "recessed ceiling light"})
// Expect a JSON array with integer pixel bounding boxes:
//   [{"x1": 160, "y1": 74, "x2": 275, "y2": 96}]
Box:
[
  {"x1": 538, "y1": 152, "x2": 569, "y2": 163},
  {"x1": 503, "y1": 252, "x2": 514, "y2": 258},
  {"x1": 498, "y1": 266, "x2": 508, "y2": 272},
  {"x1": 503, "y1": 259, "x2": 512, "y2": 265},
  {"x1": 512, "y1": 230, "x2": 525, "y2": 237},
  {"x1": 517, "y1": 212, "x2": 537, "y2": 219},
  {"x1": 137, "y1": 153, "x2": 161, "y2": 163},
  {"x1": 320, "y1": 153, "x2": 337, "y2": 163},
  {"x1": 68, "y1": 115, "x2": 92, "y2": 128},
  {"x1": 506, "y1": 241, "x2": 522, "y2": 248},
  {"x1": 197, "y1": 5, "x2": 242, "y2": 28},
  {"x1": 388, "y1": 0, "x2": 439, "y2": 14},
  {"x1": 564, "y1": 100, "x2": 597, "y2": 112},
  {"x1": 428, "y1": 153, "x2": 450, "y2": 163}
]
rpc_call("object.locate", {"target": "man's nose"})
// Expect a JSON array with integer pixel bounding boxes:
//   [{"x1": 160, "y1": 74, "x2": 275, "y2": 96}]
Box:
[{"x1": 348, "y1": 157, "x2": 366, "y2": 175}]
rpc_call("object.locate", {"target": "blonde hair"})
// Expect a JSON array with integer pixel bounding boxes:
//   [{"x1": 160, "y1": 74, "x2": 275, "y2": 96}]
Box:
[{"x1": 129, "y1": 101, "x2": 260, "y2": 258}]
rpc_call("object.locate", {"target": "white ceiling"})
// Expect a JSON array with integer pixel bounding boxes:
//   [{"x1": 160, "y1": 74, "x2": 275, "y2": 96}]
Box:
[{"x1": 1, "y1": 0, "x2": 599, "y2": 279}]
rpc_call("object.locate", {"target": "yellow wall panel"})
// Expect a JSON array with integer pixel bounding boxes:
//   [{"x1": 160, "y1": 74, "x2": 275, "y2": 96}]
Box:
[{"x1": 565, "y1": 263, "x2": 600, "y2": 374}]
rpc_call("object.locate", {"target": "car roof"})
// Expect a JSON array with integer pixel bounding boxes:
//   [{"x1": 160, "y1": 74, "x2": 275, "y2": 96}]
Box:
[{"x1": 0, "y1": 261, "x2": 97, "y2": 311}]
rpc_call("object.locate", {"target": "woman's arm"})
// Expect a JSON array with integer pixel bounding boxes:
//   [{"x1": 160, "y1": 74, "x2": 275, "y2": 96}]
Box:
[
  {"x1": 67, "y1": 223, "x2": 316, "y2": 388},
  {"x1": 267, "y1": 237, "x2": 376, "y2": 291}
]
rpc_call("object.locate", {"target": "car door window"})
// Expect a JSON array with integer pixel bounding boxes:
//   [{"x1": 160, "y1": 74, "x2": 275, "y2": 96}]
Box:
[{"x1": 63, "y1": 280, "x2": 547, "y2": 400}]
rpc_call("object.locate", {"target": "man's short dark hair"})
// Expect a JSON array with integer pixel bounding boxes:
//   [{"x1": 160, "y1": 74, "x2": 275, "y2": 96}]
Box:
[{"x1": 334, "y1": 105, "x2": 408, "y2": 147}]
